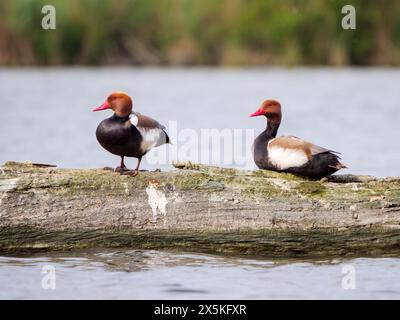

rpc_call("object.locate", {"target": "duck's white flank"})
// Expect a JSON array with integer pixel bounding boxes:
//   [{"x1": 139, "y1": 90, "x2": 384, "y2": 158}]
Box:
[
  {"x1": 138, "y1": 127, "x2": 167, "y2": 153},
  {"x1": 267, "y1": 140, "x2": 309, "y2": 170},
  {"x1": 129, "y1": 117, "x2": 167, "y2": 154}
]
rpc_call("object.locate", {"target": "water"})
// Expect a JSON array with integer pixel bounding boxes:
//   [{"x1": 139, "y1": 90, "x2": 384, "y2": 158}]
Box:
[
  {"x1": 1, "y1": 68, "x2": 400, "y2": 299},
  {"x1": 0, "y1": 67, "x2": 399, "y2": 176},
  {"x1": 0, "y1": 249, "x2": 399, "y2": 299}
]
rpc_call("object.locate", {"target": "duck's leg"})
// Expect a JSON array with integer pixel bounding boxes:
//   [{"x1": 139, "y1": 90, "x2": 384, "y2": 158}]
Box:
[
  {"x1": 128, "y1": 157, "x2": 142, "y2": 177},
  {"x1": 115, "y1": 156, "x2": 129, "y2": 173}
]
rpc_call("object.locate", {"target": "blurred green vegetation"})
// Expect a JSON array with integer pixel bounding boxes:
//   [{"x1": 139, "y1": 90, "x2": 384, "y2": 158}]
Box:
[{"x1": 0, "y1": 0, "x2": 399, "y2": 66}]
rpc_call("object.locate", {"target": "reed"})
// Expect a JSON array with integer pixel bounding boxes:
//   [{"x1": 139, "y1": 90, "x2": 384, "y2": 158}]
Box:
[{"x1": 0, "y1": 0, "x2": 399, "y2": 66}]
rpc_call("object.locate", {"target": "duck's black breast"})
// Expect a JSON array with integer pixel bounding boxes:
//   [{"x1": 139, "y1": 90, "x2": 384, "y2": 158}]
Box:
[
  {"x1": 96, "y1": 115, "x2": 143, "y2": 158},
  {"x1": 253, "y1": 131, "x2": 272, "y2": 169}
]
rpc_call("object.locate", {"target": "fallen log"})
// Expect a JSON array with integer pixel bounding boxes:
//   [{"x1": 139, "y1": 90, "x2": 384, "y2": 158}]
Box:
[{"x1": 1, "y1": 161, "x2": 400, "y2": 257}]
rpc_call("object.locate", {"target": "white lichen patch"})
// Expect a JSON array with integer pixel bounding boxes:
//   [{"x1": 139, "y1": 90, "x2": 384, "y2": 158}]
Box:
[
  {"x1": 122, "y1": 182, "x2": 130, "y2": 195},
  {"x1": 208, "y1": 193, "x2": 224, "y2": 202},
  {"x1": 269, "y1": 178, "x2": 298, "y2": 191},
  {"x1": 319, "y1": 199, "x2": 331, "y2": 209},
  {"x1": 146, "y1": 180, "x2": 168, "y2": 222},
  {"x1": 350, "y1": 183, "x2": 361, "y2": 191},
  {"x1": 0, "y1": 178, "x2": 20, "y2": 192},
  {"x1": 0, "y1": 178, "x2": 20, "y2": 214}
]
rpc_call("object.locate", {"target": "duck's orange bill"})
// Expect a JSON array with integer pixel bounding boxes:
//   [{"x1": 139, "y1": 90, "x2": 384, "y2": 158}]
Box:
[
  {"x1": 92, "y1": 101, "x2": 111, "y2": 112},
  {"x1": 249, "y1": 108, "x2": 265, "y2": 117}
]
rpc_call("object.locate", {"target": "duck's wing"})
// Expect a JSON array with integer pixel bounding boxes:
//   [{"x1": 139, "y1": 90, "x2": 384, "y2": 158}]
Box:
[
  {"x1": 130, "y1": 112, "x2": 166, "y2": 129},
  {"x1": 267, "y1": 136, "x2": 340, "y2": 170},
  {"x1": 130, "y1": 112, "x2": 170, "y2": 153}
]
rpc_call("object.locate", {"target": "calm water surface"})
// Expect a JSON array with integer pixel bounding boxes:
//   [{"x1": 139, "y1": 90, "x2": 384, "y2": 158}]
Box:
[
  {"x1": 1, "y1": 68, "x2": 399, "y2": 299},
  {"x1": 0, "y1": 67, "x2": 399, "y2": 176},
  {"x1": 1, "y1": 249, "x2": 400, "y2": 299}
]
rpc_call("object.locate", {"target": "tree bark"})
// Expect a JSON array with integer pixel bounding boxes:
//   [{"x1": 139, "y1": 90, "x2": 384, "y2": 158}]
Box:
[{"x1": 1, "y1": 161, "x2": 400, "y2": 257}]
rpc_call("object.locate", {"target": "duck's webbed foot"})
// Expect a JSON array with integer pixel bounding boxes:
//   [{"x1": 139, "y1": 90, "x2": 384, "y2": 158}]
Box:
[
  {"x1": 119, "y1": 169, "x2": 138, "y2": 176},
  {"x1": 115, "y1": 157, "x2": 141, "y2": 177},
  {"x1": 114, "y1": 156, "x2": 130, "y2": 174},
  {"x1": 128, "y1": 170, "x2": 139, "y2": 177},
  {"x1": 114, "y1": 165, "x2": 130, "y2": 173},
  {"x1": 124, "y1": 157, "x2": 142, "y2": 177}
]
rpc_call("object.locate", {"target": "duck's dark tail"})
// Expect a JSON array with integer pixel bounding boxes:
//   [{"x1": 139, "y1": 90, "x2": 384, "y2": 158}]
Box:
[
  {"x1": 310, "y1": 151, "x2": 347, "y2": 178},
  {"x1": 329, "y1": 162, "x2": 348, "y2": 170},
  {"x1": 163, "y1": 130, "x2": 172, "y2": 145}
]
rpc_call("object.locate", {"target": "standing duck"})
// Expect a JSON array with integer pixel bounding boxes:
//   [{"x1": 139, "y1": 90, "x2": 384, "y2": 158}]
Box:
[
  {"x1": 250, "y1": 99, "x2": 346, "y2": 179},
  {"x1": 93, "y1": 92, "x2": 170, "y2": 176}
]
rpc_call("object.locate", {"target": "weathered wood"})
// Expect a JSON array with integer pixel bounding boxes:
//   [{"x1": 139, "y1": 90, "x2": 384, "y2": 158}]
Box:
[{"x1": 1, "y1": 161, "x2": 400, "y2": 257}]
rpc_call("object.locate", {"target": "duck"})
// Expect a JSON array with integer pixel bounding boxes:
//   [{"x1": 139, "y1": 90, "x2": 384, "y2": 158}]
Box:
[
  {"x1": 250, "y1": 99, "x2": 346, "y2": 179},
  {"x1": 93, "y1": 92, "x2": 170, "y2": 176}
]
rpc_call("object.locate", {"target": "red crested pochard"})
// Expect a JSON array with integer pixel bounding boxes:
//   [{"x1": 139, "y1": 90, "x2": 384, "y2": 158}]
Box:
[
  {"x1": 250, "y1": 99, "x2": 346, "y2": 179},
  {"x1": 93, "y1": 92, "x2": 170, "y2": 176}
]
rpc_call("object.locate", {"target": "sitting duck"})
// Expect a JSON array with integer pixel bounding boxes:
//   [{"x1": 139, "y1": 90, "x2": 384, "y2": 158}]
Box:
[
  {"x1": 93, "y1": 92, "x2": 170, "y2": 176},
  {"x1": 250, "y1": 99, "x2": 346, "y2": 179}
]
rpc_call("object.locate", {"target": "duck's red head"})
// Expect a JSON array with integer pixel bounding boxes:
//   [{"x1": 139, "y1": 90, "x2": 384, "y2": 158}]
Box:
[
  {"x1": 93, "y1": 92, "x2": 133, "y2": 117},
  {"x1": 249, "y1": 99, "x2": 282, "y2": 123}
]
